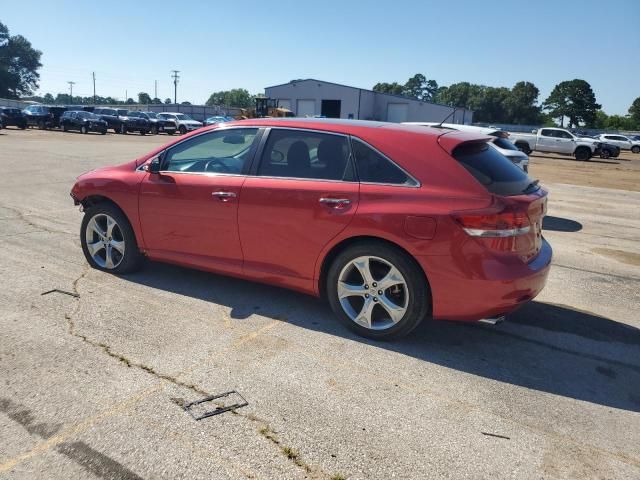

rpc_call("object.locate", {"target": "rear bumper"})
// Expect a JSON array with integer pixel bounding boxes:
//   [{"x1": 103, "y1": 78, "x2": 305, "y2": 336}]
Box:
[{"x1": 417, "y1": 238, "x2": 552, "y2": 321}]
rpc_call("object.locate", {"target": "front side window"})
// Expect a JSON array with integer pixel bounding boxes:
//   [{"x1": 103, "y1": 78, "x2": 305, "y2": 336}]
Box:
[
  {"x1": 164, "y1": 128, "x2": 259, "y2": 174},
  {"x1": 258, "y1": 129, "x2": 353, "y2": 181},
  {"x1": 351, "y1": 138, "x2": 414, "y2": 185},
  {"x1": 540, "y1": 129, "x2": 554, "y2": 137}
]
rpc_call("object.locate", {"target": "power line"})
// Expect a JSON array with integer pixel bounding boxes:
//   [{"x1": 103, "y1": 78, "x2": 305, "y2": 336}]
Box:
[{"x1": 171, "y1": 70, "x2": 180, "y2": 104}]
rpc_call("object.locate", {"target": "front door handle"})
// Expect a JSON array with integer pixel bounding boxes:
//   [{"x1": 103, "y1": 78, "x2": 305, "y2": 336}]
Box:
[
  {"x1": 319, "y1": 197, "x2": 351, "y2": 208},
  {"x1": 212, "y1": 191, "x2": 237, "y2": 201}
]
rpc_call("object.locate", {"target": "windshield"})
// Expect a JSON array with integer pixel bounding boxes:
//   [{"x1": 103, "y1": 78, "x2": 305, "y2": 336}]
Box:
[
  {"x1": 79, "y1": 112, "x2": 99, "y2": 120},
  {"x1": 491, "y1": 137, "x2": 519, "y2": 151},
  {"x1": 145, "y1": 112, "x2": 157, "y2": 118},
  {"x1": 174, "y1": 114, "x2": 192, "y2": 120},
  {"x1": 117, "y1": 109, "x2": 128, "y2": 115},
  {"x1": 453, "y1": 142, "x2": 535, "y2": 196}
]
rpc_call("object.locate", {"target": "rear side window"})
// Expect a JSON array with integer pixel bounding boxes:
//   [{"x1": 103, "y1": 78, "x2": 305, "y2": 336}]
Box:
[
  {"x1": 453, "y1": 142, "x2": 535, "y2": 196},
  {"x1": 258, "y1": 129, "x2": 353, "y2": 181},
  {"x1": 351, "y1": 139, "x2": 415, "y2": 185}
]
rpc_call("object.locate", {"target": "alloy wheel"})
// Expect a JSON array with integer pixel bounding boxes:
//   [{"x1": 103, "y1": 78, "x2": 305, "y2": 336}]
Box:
[
  {"x1": 84, "y1": 213, "x2": 125, "y2": 269},
  {"x1": 337, "y1": 256, "x2": 409, "y2": 330}
]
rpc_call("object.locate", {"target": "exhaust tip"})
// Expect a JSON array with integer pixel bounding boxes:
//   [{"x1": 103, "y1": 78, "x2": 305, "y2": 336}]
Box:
[{"x1": 478, "y1": 316, "x2": 505, "y2": 326}]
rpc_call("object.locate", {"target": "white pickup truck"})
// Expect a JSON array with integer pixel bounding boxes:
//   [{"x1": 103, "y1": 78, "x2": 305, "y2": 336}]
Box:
[{"x1": 509, "y1": 127, "x2": 599, "y2": 161}]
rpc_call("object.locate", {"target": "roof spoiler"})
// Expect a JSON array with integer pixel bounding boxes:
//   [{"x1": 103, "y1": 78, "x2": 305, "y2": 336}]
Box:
[{"x1": 437, "y1": 131, "x2": 492, "y2": 155}]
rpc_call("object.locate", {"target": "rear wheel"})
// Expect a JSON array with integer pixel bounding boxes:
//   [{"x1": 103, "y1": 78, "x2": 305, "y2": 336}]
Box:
[
  {"x1": 326, "y1": 242, "x2": 429, "y2": 340},
  {"x1": 81, "y1": 125, "x2": 88, "y2": 134},
  {"x1": 632, "y1": 146, "x2": 640, "y2": 154},
  {"x1": 38, "y1": 120, "x2": 45, "y2": 130},
  {"x1": 600, "y1": 148, "x2": 611, "y2": 159},
  {"x1": 62, "y1": 123, "x2": 68, "y2": 132},
  {"x1": 179, "y1": 125, "x2": 187, "y2": 135},
  {"x1": 151, "y1": 125, "x2": 158, "y2": 135},
  {"x1": 140, "y1": 129, "x2": 147, "y2": 136},
  {"x1": 120, "y1": 123, "x2": 127, "y2": 135},
  {"x1": 575, "y1": 147, "x2": 591, "y2": 161},
  {"x1": 516, "y1": 142, "x2": 531, "y2": 155},
  {"x1": 80, "y1": 203, "x2": 143, "y2": 274}
]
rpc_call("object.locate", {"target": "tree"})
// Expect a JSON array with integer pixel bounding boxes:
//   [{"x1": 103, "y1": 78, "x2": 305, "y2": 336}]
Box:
[
  {"x1": 505, "y1": 81, "x2": 541, "y2": 124},
  {"x1": 164, "y1": 98, "x2": 172, "y2": 104},
  {"x1": 43, "y1": 93, "x2": 54, "y2": 103},
  {"x1": 138, "y1": 92, "x2": 152, "y2": 104},
  {"x1": 543, "y1": 79, "x2": 600, "y2": 127},
  {"x1": 151, "y1": 97, "x2": 162, "y2": 104},
  {"x1": 402, "y1": 74, "x2": 438, "y2": 101},
  {"x1": 629, "y1": 97, "x2": 640, "y2": 125},
  {"x1": 372, "y1": 82, "x2": 404, "y2": 95},
  {"x1": 126, "y1": 98, "x2": 134, "y2": 104},
  {"x1": 205, "y1": 88, "x2": 253, "y2": 108},
  {"x1": 181, "y1": 101, "x2": 192, "y2": 105},
  {"x1": 0, "y1": 21, "x2": 42, "y2": 98}
]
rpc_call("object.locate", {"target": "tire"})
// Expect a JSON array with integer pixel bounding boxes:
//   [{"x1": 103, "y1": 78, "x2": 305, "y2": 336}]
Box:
[
  {"x1": 81, "y1": 125, "x2": 88, "y2": 134},
  {"x1": 19, "y1": 124, "x2": 26, "y2": 130},
  {"x1": 120, "y1": 123, "x2": 127, "y2": 135},
  {"x1": 600, "y1": 149, "x2": 611, "y2": 159},
  {"x1": 167, "y1": 130, "x2": 174, "y2": 135},
  {"x1": 62, "y1": 123, "x2": 68, "y2": 132},
  {"x1": 140, "y1": 129, "x2": 147, "y2": 136},
  {"x1": 632, "y1": 146, "x2": 640, "y2": 154},
  {"x1": 80, "y1": 203, "x2": 143, "y2": 274},
  {"x1": 516, "y1": 142, "x2": 531, "y2": 155},
  {"x1": 100, "y1": 129, "x2": 106, "y2": 135},
  {"x1": 151, "y1": 125, "x2": 158, "y2": 135},
  {"x1": 326, "y1": 241, "x2": 430, "y2": 340},
  {"x1": 179, "y1": 125, "x2": 187, "y2": 135},
  {"x1": 38, "y1": 120, "x2": 45, "y2": 130},
  {"x1": 574, "y1": 147, "x2": 591, "y2": 161}
]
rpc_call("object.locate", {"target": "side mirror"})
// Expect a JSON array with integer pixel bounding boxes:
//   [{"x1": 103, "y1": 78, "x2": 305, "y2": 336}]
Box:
[{"x1": 148, "y1": 156, "x2": 161, "y2": 174}]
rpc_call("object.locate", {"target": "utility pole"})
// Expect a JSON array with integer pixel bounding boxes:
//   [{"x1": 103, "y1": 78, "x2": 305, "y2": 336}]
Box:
[
  {"x1": 92, "y1": 72, "x2": 96, "y2": 105},
  {"x1": 171, "y1": 70, "x2": 180, "y2": 104},
  {"x1": 154, "y1": 80, "x2": 157, "y2": 100},
  {"x1": 125, "y1": 89, "x2": 127, "y2": 103},
  {"x1": 67, "y1": 81, "x2": 75, "y2": 102}
]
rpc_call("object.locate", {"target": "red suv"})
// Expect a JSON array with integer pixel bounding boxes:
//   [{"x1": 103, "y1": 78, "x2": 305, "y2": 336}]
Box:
[{"x1": 71, "y1": 119, "x2": 551, "y2": 339}]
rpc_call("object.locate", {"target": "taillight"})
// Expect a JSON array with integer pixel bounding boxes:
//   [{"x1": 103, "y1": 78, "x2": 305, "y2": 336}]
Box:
[{"x1": 454, "y1": 206, "x2": 530, "y2": 237}]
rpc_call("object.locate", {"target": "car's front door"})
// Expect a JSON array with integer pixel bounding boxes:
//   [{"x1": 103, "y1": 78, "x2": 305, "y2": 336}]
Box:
[
  {"x1": 139, "y1": 127, "x2": 262, "y2": 275},
  {"x1": 537, "y1": 129, "x2": 555, "y2": 152},
  {"x1": 238, "y1": 128, "x2": 359, "y2": 291},
  {"x1": 554, "y1": 130, "x2": 576, "y2": 154}
]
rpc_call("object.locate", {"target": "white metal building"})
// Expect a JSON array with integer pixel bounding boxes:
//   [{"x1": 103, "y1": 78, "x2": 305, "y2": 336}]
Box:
[{"x1": 264, "y1": 79, "x2": 473, "y2": 124}]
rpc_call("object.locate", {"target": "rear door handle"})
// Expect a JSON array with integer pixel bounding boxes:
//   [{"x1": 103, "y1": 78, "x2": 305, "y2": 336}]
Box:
[
  {"x1": 212, "y1": 191, "x2": 237, "y2": 200},
  {"x1": 319, "y1": 197, "x2": 351, "y2": 208}
]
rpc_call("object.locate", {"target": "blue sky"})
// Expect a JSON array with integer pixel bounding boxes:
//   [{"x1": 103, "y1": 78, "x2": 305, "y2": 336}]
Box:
[{"x1": 2, "y1": 0, "x2": 639, "y2": 114}]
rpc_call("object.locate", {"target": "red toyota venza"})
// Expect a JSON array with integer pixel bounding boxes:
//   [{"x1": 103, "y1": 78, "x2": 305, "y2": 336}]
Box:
[{"x1": 71, "y1": 119, "x2": 551, "y2": 339}]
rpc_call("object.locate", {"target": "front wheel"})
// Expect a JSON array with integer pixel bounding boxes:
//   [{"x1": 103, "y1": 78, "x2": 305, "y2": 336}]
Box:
[
  {"x1": 179, "y1": 125, "x2": 187, "y2": 135},
  {"x1": 80, "y1": 203, "x2": 143, "y2": 274},
  {"x1": 600, "y1": 149, "x2": 611, "y2": 159},
  {"x1": 81, "y1": 125, "x2": 88, "y2": 134},
  {"x1": 326, "y1": 242, "x2": 430, "y2": 340},
  {"x1": 632, "y1": 146, "x2": 640, "y2": 154},
  {"x1": 120, "y1": 123, "x2": 127, "y2": 134},
  {"x1": 62, "y1": 123, "x2": 68, "y2": 132},
  {"x1": 575, "y1": 147, "x2": 591, "y2": 161}
]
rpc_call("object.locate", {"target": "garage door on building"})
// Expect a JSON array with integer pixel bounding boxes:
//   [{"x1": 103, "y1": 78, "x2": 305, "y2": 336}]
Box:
[
  {"x1": 296, "y1": 99, "x2": 315, "y2": 117},
  {"x1": 386, "y1": 103, "x2": 409, "y2": 123},
  {"x1": 277, "y1": 99, "x2": 291, "y2": 110}
]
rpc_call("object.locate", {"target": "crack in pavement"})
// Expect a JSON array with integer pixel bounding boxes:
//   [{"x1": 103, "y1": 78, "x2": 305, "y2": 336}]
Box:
[
  {"x1": 58, "y1": 267, "x2": 329, "y2": 477},
  {"x1": 0, "y1": 203, "x2": 75, "y2": 237}
]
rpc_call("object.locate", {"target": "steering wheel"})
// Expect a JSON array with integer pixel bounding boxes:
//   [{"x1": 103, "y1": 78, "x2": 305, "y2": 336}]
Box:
[{"x1": 204, "y1": 158, "x2": 231, "y2": 173}]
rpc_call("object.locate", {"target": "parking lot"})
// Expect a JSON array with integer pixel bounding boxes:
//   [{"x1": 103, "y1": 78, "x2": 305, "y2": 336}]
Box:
[{"x1": 1, "y1": 128, "x2": 639, "y2": 479}]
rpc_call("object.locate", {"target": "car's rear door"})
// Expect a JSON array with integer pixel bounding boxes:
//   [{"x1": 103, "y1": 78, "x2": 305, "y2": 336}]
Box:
[
  {"x1": 139, "y1": 127, "x2": 262, "y2": 275},
  {"x1": 238, "y1": 127, "x2": 359, "y2": 290}
]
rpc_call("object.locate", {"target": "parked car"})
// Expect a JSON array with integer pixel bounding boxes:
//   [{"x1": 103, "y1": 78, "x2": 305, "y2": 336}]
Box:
[
  {"x1": 404, "y1": 122, "x2": 530, "y2": 172},
  {"x1": 509, "y1": 127, "x2": 600, "y2": 161},
  {"x1": 0, "y1": 107, "x2": 28, "y2": 129},
  {"x1": 575, "y1": 135, "x2": 620, "y2": 159},
  {"x1": 23, "y1": 105, "x2": 67, "y2": 129},
  {"x1": 204, "y1": 115, "x2": 234, "y2": 126},
  {"x1": 93, "y1": 108, "x2": 150, "y2": 134},
  {"x1": 127, "y1": 111, "x2": 177, "y2": 135},
  {"x1": 70, "y1": 119, "x2": 551, "y2": 340},
  {"x1": 60, "y1": 110, "x2": 108, "y2": 134},
  {"x1": 597, "y1": 134, "x2": 640, "y2": 153},
  {"x1": 156, "y1": 112, "x2": 203, "y2": 134}
]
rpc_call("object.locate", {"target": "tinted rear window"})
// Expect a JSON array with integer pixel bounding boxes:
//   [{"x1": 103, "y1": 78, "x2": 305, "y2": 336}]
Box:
[{"x1": 453, "y1": 142, "x2": 535, "y2": 196}]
